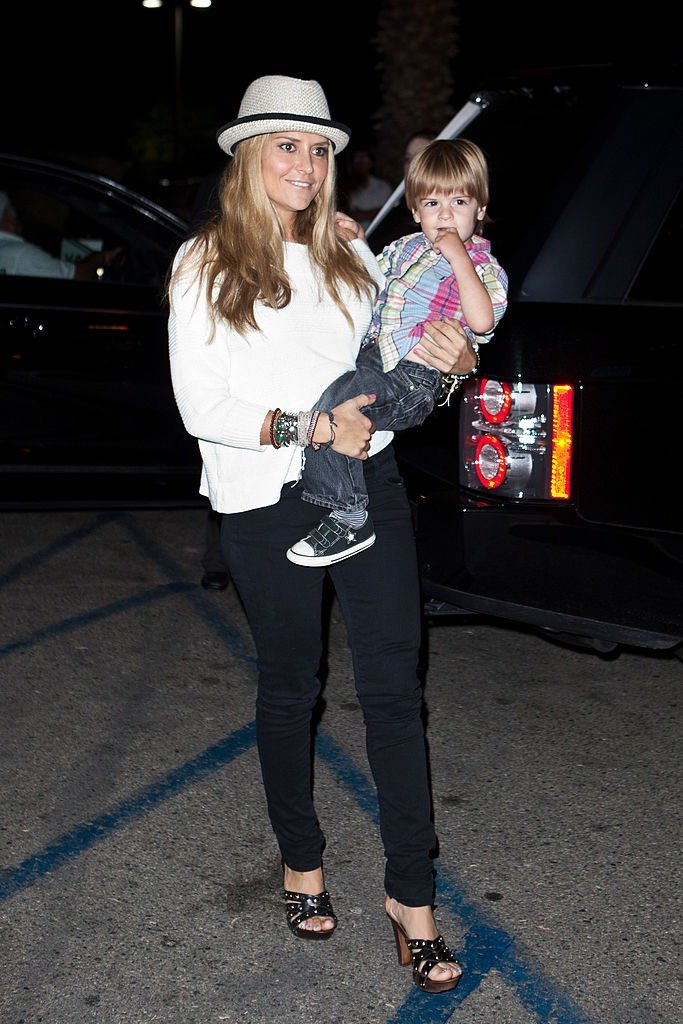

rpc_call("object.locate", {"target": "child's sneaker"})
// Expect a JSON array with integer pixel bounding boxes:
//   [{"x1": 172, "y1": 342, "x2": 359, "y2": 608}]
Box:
[{"x1": 287, "y1": 513, "x2": 376, "y2": 567}]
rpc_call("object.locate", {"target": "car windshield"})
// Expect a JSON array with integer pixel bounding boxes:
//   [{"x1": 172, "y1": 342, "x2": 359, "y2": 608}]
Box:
[{"x1": 0, "y1": 159, "x2": 186, "y2": 289}]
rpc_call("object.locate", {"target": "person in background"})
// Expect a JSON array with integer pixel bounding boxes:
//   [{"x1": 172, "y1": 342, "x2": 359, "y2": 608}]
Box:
[
  {"x1": 188, "y1": 168, "x2": 233, "y2": 593},
  {"x1": 287, "y1": 138, "x2": 508, "y2": 566},
  {"x1": 403, "y1": 129, "x2": 439, "y2": 175},
  {"x1": 343, "y1": 145, "x2": 392, "y2": 231},
  {"x1": 364, "y1": 129, "x2": 438, "y2": 252},
  {"x1": 0, "y1": 190, "x2": 122, "y2": 280},
  {"x1": 168, "y1": 74, "x2": 472, "y2": 994},
  {"x1": 199, "y1": 508, "x2": 231, "y2": 590}
]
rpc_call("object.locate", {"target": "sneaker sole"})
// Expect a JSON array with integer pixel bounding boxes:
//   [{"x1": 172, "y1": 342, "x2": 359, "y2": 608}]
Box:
[{"x1": 286, "y1": 533, "x2": 376, "y2": 567}]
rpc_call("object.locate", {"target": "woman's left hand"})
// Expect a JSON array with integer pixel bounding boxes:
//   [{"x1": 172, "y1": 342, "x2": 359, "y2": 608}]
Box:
[{"x1": 414, "y1": 318, "x2": 478, "y2": 376}]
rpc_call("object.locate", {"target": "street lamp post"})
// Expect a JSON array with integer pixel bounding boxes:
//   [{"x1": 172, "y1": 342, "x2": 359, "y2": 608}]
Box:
[
  {"x1": 173, "y1": 2, "x2": 183, "y2": 152},
  {"x1": 141, "y1": 0, "x2": 212, "y2": 163}
]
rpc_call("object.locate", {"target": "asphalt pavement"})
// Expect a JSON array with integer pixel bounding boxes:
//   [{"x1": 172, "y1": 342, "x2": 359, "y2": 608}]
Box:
[{"x1": 1, "y1": 508, "x2": 680, "y2": 1024}]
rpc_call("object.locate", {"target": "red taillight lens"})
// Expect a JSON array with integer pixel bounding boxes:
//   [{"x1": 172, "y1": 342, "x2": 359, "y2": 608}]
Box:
[
  {"x1": 460, "y1": 379, "x2": 574, "y2": 500},
  {"x1": 474, "y1": 434, "x2": 507, "y2": 488},
  {"x1": 479, "y1": 379, "x2": 512, "y2": 424}
]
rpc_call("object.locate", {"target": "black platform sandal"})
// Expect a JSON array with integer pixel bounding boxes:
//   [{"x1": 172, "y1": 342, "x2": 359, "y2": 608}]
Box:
[
  {"x1": 284, "y1": 889, "x2": 338, "y2": 940},
  {"x1": 388, "y1": 914, "x2": 462, "y2": 993}
]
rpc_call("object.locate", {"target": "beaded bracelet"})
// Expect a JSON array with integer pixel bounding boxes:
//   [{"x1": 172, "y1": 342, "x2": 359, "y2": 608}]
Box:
[
  {"x1": 305, "y1": 410, "x2": 320, "y2": 446},
  {"x1": 269, "y1": 408, "x2": 282, "y2": 449},
  {"x1": 438, "y1": 345, "x2": 481, "y2": 407},
  {"x1": 274, "y1": 411, "x2": 299, "y2": 447},
  {"x1": 311, "y1": 411, "x2": 336, "y2": 451},
  {"x1": 269, "y1": 409, "x2": 322, "y2": 449}
]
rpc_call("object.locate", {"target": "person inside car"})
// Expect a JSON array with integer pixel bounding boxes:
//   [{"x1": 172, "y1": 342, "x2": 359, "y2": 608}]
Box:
[{"x1": 0, "y1": 190, "x2": 122, "y2": 281}]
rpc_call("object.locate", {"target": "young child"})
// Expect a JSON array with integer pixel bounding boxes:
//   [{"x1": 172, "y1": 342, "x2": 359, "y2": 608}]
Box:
[{"x1": 286, "y1": 138, "x2": 509, "y2": 567}]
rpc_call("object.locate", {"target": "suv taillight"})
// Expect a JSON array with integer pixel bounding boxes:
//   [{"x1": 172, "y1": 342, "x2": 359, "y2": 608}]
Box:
[{"x1": 460, "y1": 378, "x2": 573, "y2": 500}]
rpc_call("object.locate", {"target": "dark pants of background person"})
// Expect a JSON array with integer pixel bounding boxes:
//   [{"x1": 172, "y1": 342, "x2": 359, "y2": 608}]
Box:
[
  {"x1": 202, "y1": 507, "x2": 229, "y2": 574},
  {"x1": 222, "y1": 444, "x2": 437, "y2": 905},
  {"x1": 302, "y1": 343, "x2": 440, "y2": 514}
]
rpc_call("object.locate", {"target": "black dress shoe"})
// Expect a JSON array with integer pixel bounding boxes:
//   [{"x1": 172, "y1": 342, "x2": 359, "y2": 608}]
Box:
[{"x1": 201, "y1": 571, "x2": 231, "y2": 591}]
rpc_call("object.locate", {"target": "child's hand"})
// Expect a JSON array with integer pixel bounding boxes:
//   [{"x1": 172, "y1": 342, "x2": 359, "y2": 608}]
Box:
[
  {"x1": 335, "y1": 212, "x2": 365, "y2": 242},
  {"x1": 432, "y1": 228, "x2": 466, "y2": 258}
]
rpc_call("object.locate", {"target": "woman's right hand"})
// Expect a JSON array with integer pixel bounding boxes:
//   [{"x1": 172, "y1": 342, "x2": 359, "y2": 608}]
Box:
[
  {"x1": 334, "y1": 211, "x2": 366, "y2": 242},
  {"x1": 315, "y1": 394, "x2": 376, "y2": 459}
]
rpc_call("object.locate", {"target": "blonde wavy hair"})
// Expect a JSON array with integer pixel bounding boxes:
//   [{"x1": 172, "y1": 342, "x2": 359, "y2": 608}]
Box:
[{"x1": 168, "y1": 135, "x2": 377, "y2": 337}]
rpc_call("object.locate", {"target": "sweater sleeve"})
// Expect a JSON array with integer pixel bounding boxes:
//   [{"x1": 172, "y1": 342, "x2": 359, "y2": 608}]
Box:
[{"x1": 167, "y1": 245, "x2": 270, "y2": 451}]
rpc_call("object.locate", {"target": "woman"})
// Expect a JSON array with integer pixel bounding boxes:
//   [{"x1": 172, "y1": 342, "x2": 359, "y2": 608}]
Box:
[{"x1": 168, "y1": 74, "x2": 476, "y2": 994}]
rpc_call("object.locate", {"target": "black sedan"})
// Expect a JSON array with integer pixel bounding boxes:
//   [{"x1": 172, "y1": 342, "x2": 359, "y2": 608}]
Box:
[{"x1": 0, "y1": 153, "x2": 199, "y2": 507}]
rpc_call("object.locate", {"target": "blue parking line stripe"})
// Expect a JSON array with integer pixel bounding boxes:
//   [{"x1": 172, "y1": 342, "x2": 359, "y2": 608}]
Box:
[
  {"x1": 316, "y1": 727, "x2": 382, "y2": 822},
  {"x1": 0, "y1": 582, "x2": 196, "y2": 659},
  {"x1": 0, "y1": 723, "x2": 256, "y2": 901},
  {"x1": 0, "y1": 511, "x2": 256, "y2": 665},
  {"x1": 117, "y1": 512, "x2": 258, "y2": 659},
  {"x1": 1, "y1": 515, "x2": 595, "y2": 1022},
  {"x1": 2, "y1": 723, "x2": 595, "y2": 1023},
  {"x1": 0, "y1": 512, "x2": 120, "y2": 587},
  {"x1": 318, "y1": 729, "x2": 595, "y2": 1024},
  {"x1": 0, "y1": 579, "x2": 255, "y2": 668},
  {"x1": 1, "y1": 724, "x2": 593, "y2": 1019}
]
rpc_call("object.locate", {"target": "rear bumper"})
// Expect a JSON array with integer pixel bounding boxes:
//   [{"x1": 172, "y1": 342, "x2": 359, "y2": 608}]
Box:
[{"x1": 414, "y1": 488, "x2": 683, "y2": 653}]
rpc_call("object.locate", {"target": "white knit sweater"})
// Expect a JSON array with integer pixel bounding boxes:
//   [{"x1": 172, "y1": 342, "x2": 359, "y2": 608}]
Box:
[{"x1": 168, "y1": 238, "x2": 390, "y2": 513}]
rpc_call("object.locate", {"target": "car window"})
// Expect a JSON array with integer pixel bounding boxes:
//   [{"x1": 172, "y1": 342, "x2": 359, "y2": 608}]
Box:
[
  {"x1": 628, "y1": 187, "x2": 683, "y2": 303},
  {"x1": 0, "y1": 162, "x2": 183, "y2": 290}
]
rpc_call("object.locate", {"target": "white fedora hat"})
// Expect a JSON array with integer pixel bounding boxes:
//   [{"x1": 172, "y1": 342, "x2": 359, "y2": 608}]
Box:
[{"x1": 217, "y1": 75, "x2": 351, "y2": 156}]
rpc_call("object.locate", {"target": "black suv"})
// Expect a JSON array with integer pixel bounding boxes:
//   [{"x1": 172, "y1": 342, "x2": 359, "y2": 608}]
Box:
[{"x1": 368, "y1": 62, "x2": 683, "y2": 657}]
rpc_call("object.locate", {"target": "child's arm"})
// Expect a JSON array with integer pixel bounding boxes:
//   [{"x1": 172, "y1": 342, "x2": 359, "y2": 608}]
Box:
[{"x1": 433, "y1": 229, "x2": 495, "y2": 335}]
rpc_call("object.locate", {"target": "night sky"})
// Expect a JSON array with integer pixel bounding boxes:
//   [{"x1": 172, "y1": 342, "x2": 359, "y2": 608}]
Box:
[{"x1": 4, "y1": 1, "x2": 675, "y2": 172}]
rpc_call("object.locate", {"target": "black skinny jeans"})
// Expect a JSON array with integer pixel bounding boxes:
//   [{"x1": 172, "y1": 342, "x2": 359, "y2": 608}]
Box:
[{"x1": 221, "y1": 444, "x2": 437, "y2": 906}]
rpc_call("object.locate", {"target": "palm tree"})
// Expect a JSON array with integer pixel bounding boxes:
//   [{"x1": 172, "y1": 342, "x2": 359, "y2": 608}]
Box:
[{"x1": 372, "y1": 0, "x2": 460, "y2": 184}]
